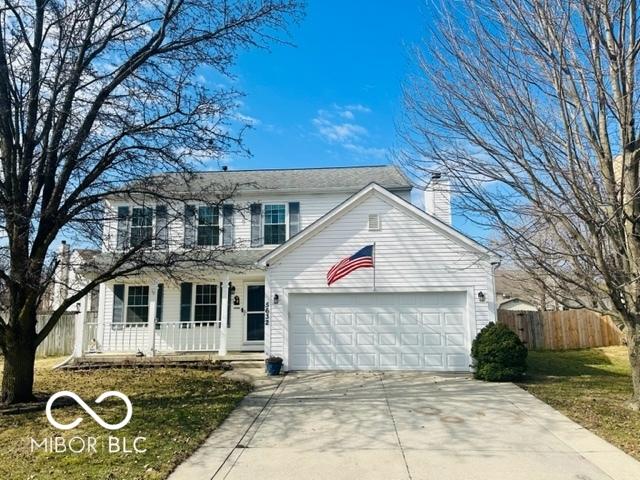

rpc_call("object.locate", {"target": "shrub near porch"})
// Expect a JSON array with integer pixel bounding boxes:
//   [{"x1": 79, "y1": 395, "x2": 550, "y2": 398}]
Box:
[{"x1": 0, "y1": 358, "x2": 251, "y2": 480}]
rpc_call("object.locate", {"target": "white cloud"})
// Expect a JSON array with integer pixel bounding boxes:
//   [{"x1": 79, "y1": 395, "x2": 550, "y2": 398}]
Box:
[
  {"x1": 343, "y1": 143, "x2": 387, "y2": 160},
  {"x1": 311, "y1": 103, "x2": 386, "y2": 160},
  {"x1": 312, "y1": 115, "x2": 367, "y2": 142},
  {"x1": 235, "y1": 112, "x2": 260, "y2": 126},
  {"x1": 344, "y1": 103, "x2": 371, "y2": 113}
]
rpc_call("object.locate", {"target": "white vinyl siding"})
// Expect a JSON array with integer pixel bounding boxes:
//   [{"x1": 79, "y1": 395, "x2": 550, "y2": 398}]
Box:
[
  {"x1": 265, "y1": 191, "x2": 494, "y2": 369},
  {"x1": 99, "y1": 275, "x2": 266, "y2": 352},
  {"x1": 102, "y1": 190, "x2": 411, "y2": 252}
]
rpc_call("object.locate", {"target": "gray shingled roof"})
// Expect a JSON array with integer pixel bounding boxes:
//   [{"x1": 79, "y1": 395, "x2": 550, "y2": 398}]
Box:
[
  {"x1": 83, "y1": 249, "x2": 271, "y2": 275},
  {"x1": 146, "y1": 165, "x2": 412, "y2": 194}
]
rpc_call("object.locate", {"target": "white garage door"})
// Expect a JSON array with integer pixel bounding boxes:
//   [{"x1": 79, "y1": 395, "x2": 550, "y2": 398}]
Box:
[{"x1": 289, "y1": 292, "x2": 470, "y2": 371}]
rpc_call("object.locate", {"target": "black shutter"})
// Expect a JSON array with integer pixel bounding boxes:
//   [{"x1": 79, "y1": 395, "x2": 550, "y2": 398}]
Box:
[
  {"x1": 250, "y1": 203, "x2": 262, "y2": 247},
  {"x1": 222, "y1": 204, "x2": 234, "y2": 246},
  {"x1": 113, "y1": 284, "x2": 125, "y2": 323},
  {"x1": 155, "y1": 284, "x2": 164, "y2": 323},
  {"x1": 180, "y1": 282, "x2": 192, "y2": 322},
  {"x1": 184, "y1": 205, "x2": 196, "y2": 247},
  {"x1": 116, "y1": 206, "x2": 130, "y2": 250},
  {"x1": 155, "y1": 205, "x2": 168, "y2": 248},
  {"x1": 289, "y1": 202, "x2": 300, "y2": 237}
]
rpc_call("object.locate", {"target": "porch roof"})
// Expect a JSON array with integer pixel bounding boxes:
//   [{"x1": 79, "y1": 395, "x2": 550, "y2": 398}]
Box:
[{"x1": 82, "y1": 249, "x2": 270, "y2": 276}]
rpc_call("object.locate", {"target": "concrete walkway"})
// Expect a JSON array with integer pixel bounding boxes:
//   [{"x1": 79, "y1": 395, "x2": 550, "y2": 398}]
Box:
[{"x1": 169, "y1": 372, "x2": 640, "y2": 480}]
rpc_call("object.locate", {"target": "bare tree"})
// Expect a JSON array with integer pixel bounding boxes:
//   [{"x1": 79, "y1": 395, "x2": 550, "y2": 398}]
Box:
[
  {"x1": 0, "y1": 0, "x2": 302, "y2": 405},
  {"x1": 402, "y1": 0, "x2": 640, "y2": 408}
]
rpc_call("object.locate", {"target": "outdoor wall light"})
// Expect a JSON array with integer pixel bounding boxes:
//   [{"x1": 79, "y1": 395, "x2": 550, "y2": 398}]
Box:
[
  {"x1": 273, "y1": 294, "x2": 280, "y2": 305},
  {"x1": 478, "y1": 291, "x2": 486, "y2": 303}
]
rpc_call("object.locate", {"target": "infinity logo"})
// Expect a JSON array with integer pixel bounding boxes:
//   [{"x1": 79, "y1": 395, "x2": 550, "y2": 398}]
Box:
[{"x1": 46, "y1": 391, "x2": 133, "y2": 431}]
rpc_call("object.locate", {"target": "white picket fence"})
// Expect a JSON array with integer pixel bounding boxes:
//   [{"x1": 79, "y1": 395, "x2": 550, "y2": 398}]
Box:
[{"x1": 83, "y1": 321, "x2": 221, "y2": 354}]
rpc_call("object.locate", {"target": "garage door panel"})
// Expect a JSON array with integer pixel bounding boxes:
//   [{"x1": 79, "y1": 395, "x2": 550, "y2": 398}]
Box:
[
  {"x1": 401, "y1": 333, "x2": 420, "y2": 346},
  {"x1": 356, "y1": 333, "x2": 375, "y2": 345},
  {"x1": 424, "y1": 353, "x2": 444, "y2": 368},
  {"x1": 401, "y1": 353, "x2": 421, "y2": 368},
  {"x1": 289, "y1": 293, "x2": 469, "y2": 371},
  {"x1": 422, "y1": 333, "x2": 442, "y2": 346},
  {"x1": 400, "y1": 313, "x2": 419, "y2": 325},
  {"x1": 377, "y1": 313, "x2": 397, "y2": 326},
  {"x1": 380, "y1": 353, "x2": 398, "y2": 368},
  {"x1": 334, "y1": 313, "x2": 354, "y2": 325},
  {"x1": 421, "y1": 313, "x2": 441, "y2": 326},
  {"x1": 356, "y1": 313, "x2": 375, "y2": 325},
  {"x1": 357, "y1": 353, "x2": 376, "y2": 367},
  {"x1": 445, "y1": 313, "x2": 464, "y2": 326},
  {"x1": 335, "y1": 353, "x2": 354, "y2": 367},
  {"x1": 335, "y1": 333, "x2": 354, "y2": 345},
  {"x1": 378, "y1": 333, "x2": 397, "y2": 345},
  {"x1": 447, "y1": 353, "x2": 468, "y2": 368},
  {"x1": 314, "y1": 355, "x2": 336, "y2": 368}
]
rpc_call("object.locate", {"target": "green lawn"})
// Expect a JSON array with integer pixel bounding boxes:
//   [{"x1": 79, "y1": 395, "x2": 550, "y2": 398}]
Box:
[
  {"x1": 519, "y1": 346, "x2": 640, "y2": 460},
  {"x1": 0, "y1": 357, "x2": 251, "y2": 479}
]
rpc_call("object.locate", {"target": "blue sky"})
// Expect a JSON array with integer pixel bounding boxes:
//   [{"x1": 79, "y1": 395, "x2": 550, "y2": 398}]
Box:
[
  {"x1": 226, "y1": 0, "x2": 429, "y2": 170},
  {"x1": 221, "y1": 1, "x2": 486, "y2": 241}
]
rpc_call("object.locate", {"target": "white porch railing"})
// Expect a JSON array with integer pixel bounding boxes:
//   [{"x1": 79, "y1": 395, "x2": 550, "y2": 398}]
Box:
[{"x1": 83, "y1": 321, "x2": 221, "y2": 354}]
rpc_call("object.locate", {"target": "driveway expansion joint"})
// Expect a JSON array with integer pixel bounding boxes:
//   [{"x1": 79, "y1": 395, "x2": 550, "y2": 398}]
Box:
[{"x1": 379, "y1": 372, "x2": 413, "y2": 480}]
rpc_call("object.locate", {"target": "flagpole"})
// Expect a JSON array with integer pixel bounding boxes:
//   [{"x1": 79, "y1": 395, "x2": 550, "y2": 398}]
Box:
[{"x1": 373, "y1": 242, "x2": 376, "y2": 292}]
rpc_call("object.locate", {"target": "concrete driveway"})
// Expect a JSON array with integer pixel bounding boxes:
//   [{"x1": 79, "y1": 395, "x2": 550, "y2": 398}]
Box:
[{"x1": 170, "y1": 372, "x2": 640, "y2": 480}]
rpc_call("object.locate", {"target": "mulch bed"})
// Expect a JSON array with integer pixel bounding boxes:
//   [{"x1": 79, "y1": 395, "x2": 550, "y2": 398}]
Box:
[{"x1": 59, "y1": 359, "x2": 232, "y2": 371}]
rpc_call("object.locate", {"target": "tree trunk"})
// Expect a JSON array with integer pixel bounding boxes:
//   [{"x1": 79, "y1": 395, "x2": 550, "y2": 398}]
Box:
[
  {"x1": 1, "y1": 334, "x2": 37, "y2": 405},
  {"x1": 627, "y1": 328, "x2": 640, "y2": 411}
]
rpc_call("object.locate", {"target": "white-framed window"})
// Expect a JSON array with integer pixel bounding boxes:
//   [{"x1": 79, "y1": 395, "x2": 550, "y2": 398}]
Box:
[
  {"x1": 263, "y1": 203, "x2": 287, "y2": 245},
  {"x1": 130, "y1": 207, "x2": 153, "y2": 247},
  {"x1": 194, "y1": 284, "x2": 217, "y2": 324},
  {"x1": 126, "y1": 285, "x2": 149, "y2": 323},
  {"x1": 197, "y1": 206, "x2": 220, "y2": 246}
]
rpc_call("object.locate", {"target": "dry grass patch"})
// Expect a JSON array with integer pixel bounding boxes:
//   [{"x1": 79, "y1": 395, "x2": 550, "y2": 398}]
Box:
[
  {"x1": 0, "y1": 357, "x2": 251, "y2": 479},
  {"x1": 519, "y1": 346, "x2": 640, "y2": 460}
]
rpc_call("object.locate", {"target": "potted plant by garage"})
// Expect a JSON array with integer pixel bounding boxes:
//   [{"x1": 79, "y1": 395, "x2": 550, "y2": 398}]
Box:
[{"x1": 265, "y1": 356, "x2": 283, "y2": 376}]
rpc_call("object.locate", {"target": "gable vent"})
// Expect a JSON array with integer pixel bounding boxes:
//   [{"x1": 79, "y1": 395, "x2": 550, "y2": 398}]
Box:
[{"x1": 368, "y1": 214, "x2": 381, "y2": 231}]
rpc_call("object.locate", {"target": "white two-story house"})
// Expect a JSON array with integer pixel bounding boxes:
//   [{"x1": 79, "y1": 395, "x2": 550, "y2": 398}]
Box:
[{"x1": 82, "y1": 165, "x2": 498, "y2": 372}]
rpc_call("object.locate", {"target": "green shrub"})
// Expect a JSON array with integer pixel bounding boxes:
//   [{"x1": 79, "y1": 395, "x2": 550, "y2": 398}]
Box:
[{"x1": 471, "y1": 322, "x2": 528, "y2": 381}]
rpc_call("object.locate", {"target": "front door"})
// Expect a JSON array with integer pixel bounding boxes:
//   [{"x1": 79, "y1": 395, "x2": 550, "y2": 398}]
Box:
[{"x1": 246, "y1": 285, "x2": 265, "y2": 342}]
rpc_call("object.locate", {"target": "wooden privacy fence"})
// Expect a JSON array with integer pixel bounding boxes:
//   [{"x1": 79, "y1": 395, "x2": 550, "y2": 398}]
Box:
[
  {"x1": 36, "y1": 312, "x2": 75, "y2": 357},
  {"x1": 498, "y1": 309, "x2": 624, "y2": 350}
]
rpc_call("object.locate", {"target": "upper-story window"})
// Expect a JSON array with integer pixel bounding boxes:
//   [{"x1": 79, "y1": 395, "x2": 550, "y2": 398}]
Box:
[
  {"x1": 264, "y1": 204, "x2": 287, "y2": 245},
  {"x1": 197, "y1": 206, "x2": 220, "y2": 246},
  {"x1": 250, "y1": 202, "x2": 300, "y2": 248},
  {"x1": 130, "y1": 207, "x2": 153, "y2": 247}
]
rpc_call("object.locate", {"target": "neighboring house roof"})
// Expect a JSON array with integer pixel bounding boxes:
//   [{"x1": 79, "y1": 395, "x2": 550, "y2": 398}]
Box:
[
  {"x1": 73, "y1": 249, "x2": 101, "y2": 262},
  {"x1": 260, "y1": 183, "x2": 498, "y2": 266},
  {"x1": 498, "y1": 297, "x2": 538, "y2": 309},
  {"x1": 130, "y1": 165, "x2": 413, "y2": 196}
]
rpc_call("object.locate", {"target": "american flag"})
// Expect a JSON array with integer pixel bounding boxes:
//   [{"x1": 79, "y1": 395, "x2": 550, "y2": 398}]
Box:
[{"x1": 327, "y1": 245, "x2": 375, "y2": 286}]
